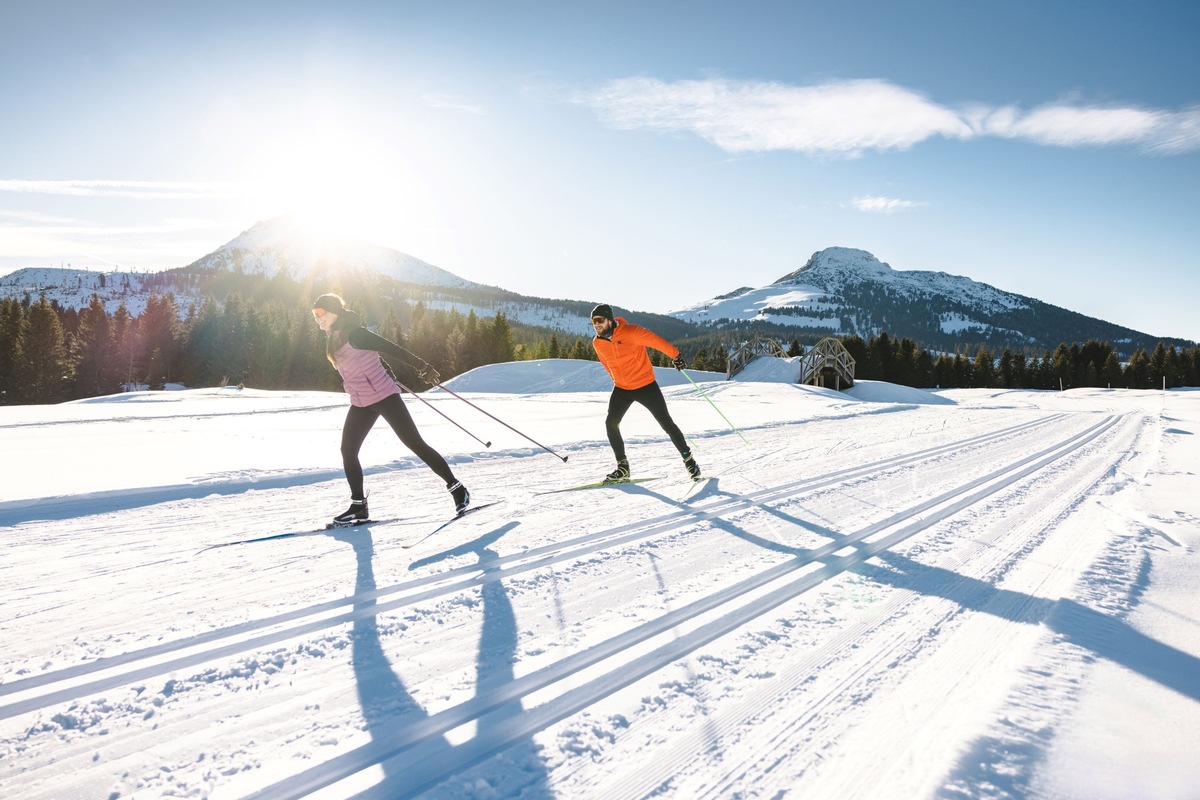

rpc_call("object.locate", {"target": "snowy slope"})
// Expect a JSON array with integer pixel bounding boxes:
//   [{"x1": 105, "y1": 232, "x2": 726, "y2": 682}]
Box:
[
  {"x1": 1, "y1": 361, "x2": 1198, "y2": 799},
  {"x1": 186, "y1": 216, "x2": 476, "y2": 289},
  {"x1": 0, "y1": 266, "x2": 159, "y2": 315}
]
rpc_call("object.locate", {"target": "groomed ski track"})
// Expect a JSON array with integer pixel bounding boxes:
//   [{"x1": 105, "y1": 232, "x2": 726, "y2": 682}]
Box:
[{"x1": 0, "y1": 394, "x2": 1170, "y2": 798}]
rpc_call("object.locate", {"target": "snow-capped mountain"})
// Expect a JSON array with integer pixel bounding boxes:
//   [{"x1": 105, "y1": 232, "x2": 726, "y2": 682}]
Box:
[
  {"x1": 671, "y1": 247, "x2": 1027, "y2": 330},
  {"x1": 669, "y1": 247, "x2": 1184, "y2": 353},
  {"x1": 183, "y1": 216, "x2": 476, "y2": 289},
  {"x1": 0, "y1": 217, "x2": 477, "y2": 317},
  {"x1": 0, "y1": 217, "x2": 691, "y2": 340}
]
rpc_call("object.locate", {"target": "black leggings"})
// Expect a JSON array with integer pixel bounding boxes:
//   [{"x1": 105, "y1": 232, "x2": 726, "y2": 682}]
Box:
[
  {"x1": 605, "y1": 381, "x2": 688, "y2": 462},
  {"x1": 341, "y1": 393, "x2": 456, "y2": 499}
]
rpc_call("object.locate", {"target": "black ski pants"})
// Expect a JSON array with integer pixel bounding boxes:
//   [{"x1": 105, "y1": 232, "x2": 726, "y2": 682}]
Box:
[
  {"x1": 340, "y1": 393, "x2": 456, "y2": 500},
  {"x1": 605, "y1": 381, "x2": 689, "y2": 463}
]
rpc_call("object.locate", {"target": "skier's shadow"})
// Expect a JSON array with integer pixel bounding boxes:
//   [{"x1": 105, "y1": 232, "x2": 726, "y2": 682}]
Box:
[
  {"x1": 849, "y1": 551, "x2": 1200, "y2": 794},
  {"x1": 652, "y1": 481, "x2": 1200, "y2": 704},
  {"x1": 329, "y1": 527, "x2": 449, "y2": 796},
  {"x1": 852, "y1": 552, "x2": 1200, "y2": 702},
  {"x1": 630, "y1": 478, "x2": 835, "y2": 558},
  {"x1": 333, "y1": 522, "x2": 551, "y2": 798}
]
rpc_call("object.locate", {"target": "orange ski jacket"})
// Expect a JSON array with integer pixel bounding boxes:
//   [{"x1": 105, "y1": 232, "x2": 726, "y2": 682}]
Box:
[{"x1": 592, "y1": 317, "x2": 680, "y2": 390}]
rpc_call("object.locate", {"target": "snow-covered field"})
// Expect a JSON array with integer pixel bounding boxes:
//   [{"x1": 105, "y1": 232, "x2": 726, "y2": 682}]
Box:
[{"x1": 2, "y1": 359, "x2": 1198, "y2": 799}]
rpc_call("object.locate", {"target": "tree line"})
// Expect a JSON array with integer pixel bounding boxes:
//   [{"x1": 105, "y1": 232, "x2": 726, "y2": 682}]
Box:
[
  {"x1": 839, "y1": 331, "x2": 1200, "y2": 391},
  {"x1": 2, "y1": 292, "x2": 1199, "y2": 405}
]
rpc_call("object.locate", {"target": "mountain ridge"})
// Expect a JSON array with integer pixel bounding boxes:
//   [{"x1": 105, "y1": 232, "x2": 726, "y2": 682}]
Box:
[
  {"x1": 1, "y1": 226, "x2": 1193, "y2": 356},
  {"x1": 668, "y1": 246, "x2": 1191, "y2": 354}
]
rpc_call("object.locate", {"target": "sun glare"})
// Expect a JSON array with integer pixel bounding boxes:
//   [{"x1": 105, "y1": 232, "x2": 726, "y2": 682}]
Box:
[{"x1": 246, "y1": 125, "x2": 406, "y2": 244}]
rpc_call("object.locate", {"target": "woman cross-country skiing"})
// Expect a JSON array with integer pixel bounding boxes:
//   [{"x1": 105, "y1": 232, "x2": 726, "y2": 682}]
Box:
[
  {"x1": 589, "y1": 303, "x2": 701, "y2": 483},
  {"x1": 312, "y1": 293, "x2": 469, "y2": 525}
]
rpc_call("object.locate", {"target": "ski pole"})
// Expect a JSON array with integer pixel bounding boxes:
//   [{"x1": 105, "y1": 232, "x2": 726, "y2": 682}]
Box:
[
  {"x1": 394, "y1": 379, "x2": 492, "y2": 448},
  {"x1": 430, "y1": 380, "x2": 569, "y2": 462},
  {"x1": 678, "y1": 369, "x2": 750, "y2": 445}
]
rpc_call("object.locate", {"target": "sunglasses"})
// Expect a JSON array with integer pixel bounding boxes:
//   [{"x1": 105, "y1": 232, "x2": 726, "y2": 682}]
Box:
[
  {"x1": 312, "y1": 308, "x2": 329, "y2": 318},
  {"x1": 592, "y1": 316, "x2": 609, "y2": 324}
]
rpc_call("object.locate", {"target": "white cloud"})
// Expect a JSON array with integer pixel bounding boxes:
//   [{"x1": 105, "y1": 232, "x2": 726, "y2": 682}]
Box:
[
  {"x1": 850, "y1": 195, "x2": 926, "y2": 214},
  {"x1": 971, "y1": 103, "x2": 1200, "y2": 153},
  {"x1": 581, "y1": 77, "x2": 1200, "y2": 156},
  {"x1": 584, "y1": 78, "x2": 970, "y2": 156},
  {"x1": 0, "y1": 180, "x2": 246, "y2": 200}
]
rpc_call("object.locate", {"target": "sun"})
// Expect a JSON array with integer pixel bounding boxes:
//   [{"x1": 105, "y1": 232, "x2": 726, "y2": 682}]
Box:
[{"x1": 245, "y1": 124, "x2": 409, "y2": 244}]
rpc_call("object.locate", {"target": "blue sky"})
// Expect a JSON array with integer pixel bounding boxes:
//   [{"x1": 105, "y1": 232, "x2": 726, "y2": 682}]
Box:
[{"x1": 2, "y1": 0, "x2": 1198, "y2": 341}]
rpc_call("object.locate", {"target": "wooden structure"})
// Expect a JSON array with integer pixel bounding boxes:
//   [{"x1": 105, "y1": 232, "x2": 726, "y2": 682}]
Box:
[
  {"x1": 726, "y1": 336, "x2": 787, "y2": 379},
  {"x1": 798, "y1": 337, "x2": 856, "y2": 389}
]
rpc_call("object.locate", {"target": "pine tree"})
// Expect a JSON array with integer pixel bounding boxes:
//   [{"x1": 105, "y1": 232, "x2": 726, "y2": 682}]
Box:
[
  {"x1": 933, "y1": 353, "x2": 954, "y2": 388},
  {"x1": 20, "y1": 295, "x2": 69, "y2": 403},
  {"x1": 140, "y1": 294, "x2": 181, "y2": 386},
  {"x1": 1050, "y1": 343, "x2": 1073, "y2": 389},
  {"x1": 1148, "y1": 342, "x2": 1171, "y2": 389},
  {"x1": 1186, "y1": 349, "x2": 1200, "y2": 387},
  {"x1": 1125, "y1": 349, "x2": 1150, "y2": 389},
  {"x1": 489, "y1": 312, "x2": 516, "y2": 364},
  {"x1": 914, "y1": 350, "x2": 935, "y2": 388},
  {"x1": 998, "y1": 349, "x2": 1015, "y2": 389},
  {"x1": 952, "y1": 353, "x2": 970, "y2": 388},
  {"x1": 709, "y1": 344, "x2": 729, "y2": 374},
  {"x1": 0, "y1": 298, "x2": 23, "y2": 403},
  {"x1": 71, "y1": 294, "x2": 116, "y2": 398},
  {"x1": 110, "y1": 303, "x2": 137, "y2": 389},
  {"x1": 1102, "y1": 352, "x2": 1123, "y2": 388},
  {"x1": 445, "y1": 326, "x2": 467, "y2": 375},
  {"x1": 1012, "y1": 352, "x2": 1028, "y2": 389},
  {"x1": 973, "y1": 346, "x2": 996, "y2": 388},
  {"x1": 567, "y1": 338, "x2": 592, "y2": 360},
  {"x1": 182, "y1": 298, "x2": 221, "y2": 387}
]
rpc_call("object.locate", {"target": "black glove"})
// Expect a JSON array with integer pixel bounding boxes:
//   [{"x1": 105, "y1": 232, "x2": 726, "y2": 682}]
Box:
[
  {"x1": 672, "y1": 355, "x2": 687, "y2": 371},
  {"x1": 419, "y1": 364, "x2": 441, "y2": 386}
]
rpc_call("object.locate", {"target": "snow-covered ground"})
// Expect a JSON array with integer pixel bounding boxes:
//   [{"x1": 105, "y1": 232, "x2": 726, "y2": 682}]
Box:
[{"x1": 2, "y1": 359, "x2": 1198, "y2": 799}]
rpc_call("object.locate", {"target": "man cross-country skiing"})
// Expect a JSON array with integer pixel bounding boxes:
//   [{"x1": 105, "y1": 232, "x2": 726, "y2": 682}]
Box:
[{"x1": 589, "y1": 303, "x2": 701, "y2": 484}]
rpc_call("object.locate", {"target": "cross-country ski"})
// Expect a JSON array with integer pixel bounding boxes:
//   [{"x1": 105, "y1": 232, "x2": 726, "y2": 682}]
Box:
[
  {"x1": 198, "y1": 518, "x2": 407, "y2": 552},
  {"x1": 535, "y1": 476, "x2": 662, "y2": 495},
  {"x1": 402, "y1": 501, "x2": 506, "y2": 548}
]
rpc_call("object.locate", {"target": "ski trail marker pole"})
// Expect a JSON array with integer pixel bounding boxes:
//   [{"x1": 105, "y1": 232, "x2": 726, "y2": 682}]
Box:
[
  {"x1": 432, "y1": 380, "x2": 569, "y2": 462},
  {"x1": 679, "y1": 369, "x2": 750, "y2": 445},
  {"x1": 395, "y1": 380, "x2": 492, "y2": 448}
]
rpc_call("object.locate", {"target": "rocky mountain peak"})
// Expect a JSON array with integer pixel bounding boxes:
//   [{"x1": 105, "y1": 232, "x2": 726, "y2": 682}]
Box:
[{"x1": 773, "y1": 247, "x2": 893, "y2": 287}]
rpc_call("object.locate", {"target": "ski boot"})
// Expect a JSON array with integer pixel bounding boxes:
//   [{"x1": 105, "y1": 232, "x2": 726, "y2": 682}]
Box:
[
  {"x1": 602, "y1": 459, "x2": 631, "y2": 484},
  {"x1": 682, "y1": 451, "x2": 702, "y2": 481},
  {"x1": 332, "y1": 497, "x2": 369, "y2": 526},
  {"x1": 448, "y1": 481, "x2": 470, "y2": 514}
]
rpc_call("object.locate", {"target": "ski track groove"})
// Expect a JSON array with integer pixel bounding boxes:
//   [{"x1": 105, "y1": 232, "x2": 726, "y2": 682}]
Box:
[
  {"x1": 239, "y1": 413, "x2": 1126, "y2": 798},
  {"x1": 0, "y1": 410, "x2": 1136, "y2": 799},
  {"x1": 570, "y1": 412, "x2": 1140, "y2": 799},
  {"x1": 0, "y1": 413, "x2": 1064, "y2": 714}
]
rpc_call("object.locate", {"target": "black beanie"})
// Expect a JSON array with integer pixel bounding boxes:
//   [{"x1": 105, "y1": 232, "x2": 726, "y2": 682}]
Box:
[
  {"x1": 590, "y1": 303, "x2": 614, "y2": 321},
  {"x1": 313, "y1": 293, "x2": 346, "y2": 314}
]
